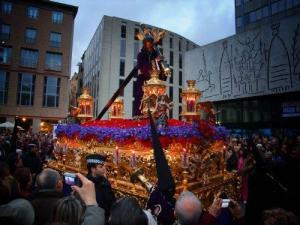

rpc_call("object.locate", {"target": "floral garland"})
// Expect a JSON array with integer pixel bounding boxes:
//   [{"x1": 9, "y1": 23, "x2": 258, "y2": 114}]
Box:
[{"x1": 55, "y1": 119, "x2": 228, "y2": 148}]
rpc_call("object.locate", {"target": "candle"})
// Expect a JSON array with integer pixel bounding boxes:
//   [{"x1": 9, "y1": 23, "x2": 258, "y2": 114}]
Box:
[
  {"x1": 181, "y1": 148, "x2": 189, "y2": 168},
  {"x1": 130, "y1": 151, "x2": 137, "y2": 168},
  {"x1": 114, "y1": 146, "x2": 120, "y2": 165}
]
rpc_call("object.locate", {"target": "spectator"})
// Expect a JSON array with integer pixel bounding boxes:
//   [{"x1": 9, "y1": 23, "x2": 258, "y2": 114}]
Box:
[
  {"x1": 31, "y1": 168, "x2": 63, "y2": 225},
  {"x1": 109, "y1": 196, "x2": 149, "y2": 225},
  {"x1": 14, "y1": 167, "x2": 32, "y2": 199},
  {"x1": 263, "y1": 208, "x2": 298, "y2": 225},
  {"x1": 22, "y1": 145, "x2": 42, "y2": 176},
  {"x1": 0, "y1": 198, "x2": 35, "y2": 225},
  {"x1": 174, "y1": 191, "x2": 222, "y2": 225}
]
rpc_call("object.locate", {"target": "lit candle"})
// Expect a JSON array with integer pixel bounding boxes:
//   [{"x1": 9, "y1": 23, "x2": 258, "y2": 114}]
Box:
[
  {"x1": 130, "y1": 151, "x2": 137, "y2": 168},
  {"x1": 114, "y1": 146, "x2": 120, "y2": 165},
  {"x1": 181, "y1": 148, "x2": 189, "y2": 168}
]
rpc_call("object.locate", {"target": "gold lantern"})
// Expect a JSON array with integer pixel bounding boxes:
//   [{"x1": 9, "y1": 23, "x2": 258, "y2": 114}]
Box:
[
  {"x1": 109, "y1": 97, "x2": 124, "y2": 119},
  {"x1": 140, "y1": 61, "x2": 167, "y2": 115},
  {"x1": 77, "y1": 88, "x2": 93, "y2": 123},
  {"x1": 181, "y1": 80, "x2": 201, "y2": 122}
]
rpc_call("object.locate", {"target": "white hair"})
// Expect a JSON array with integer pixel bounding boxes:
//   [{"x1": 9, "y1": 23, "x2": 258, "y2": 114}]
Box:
[{"x1": 175, "y1": 191, "x2": 202, "y2": 225}]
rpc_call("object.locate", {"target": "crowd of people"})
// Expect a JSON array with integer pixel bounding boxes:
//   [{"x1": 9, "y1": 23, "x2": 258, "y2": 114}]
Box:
[{"x1": 0, "y1": 128, "x2": 299, "y2": 225}]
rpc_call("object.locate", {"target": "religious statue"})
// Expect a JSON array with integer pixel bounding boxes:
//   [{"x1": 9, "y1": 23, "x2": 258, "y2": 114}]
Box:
[{"x1": 134, "y1": 24, "x2": 171, "y2": 116}]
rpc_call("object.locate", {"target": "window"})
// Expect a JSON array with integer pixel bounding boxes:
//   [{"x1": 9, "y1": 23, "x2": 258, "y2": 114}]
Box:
[
  {"x1": 235, "y1": 0, "x2": 242, "y2": 6},
  {"x1": 169, "y1": 109, "x2": 173, "y2": 119},
  {"x1": 262, "y1": 6, "x2": 269, "y2": 18},
  {"x1": 179, "y1": 40, "x2": 182, "y2": 52},
  {"x1": 169, "y1": 69, "x2": 173, "y2": 84},
  {"x1": 121, "y1": 25, "x2": 126, "y2": 38},
  {"x1": 120, "y1": 39, "x2": 126, "y2": 57},
  {"x1": 25, "y1": 28, "x2": 37, "y2": 43},
  {"x1": 43, "y1": 76, "x2": 60, "y2": 107},
  {"x1": 119, "y1": 79, "x2": 124, "y2": 96},
  {"x1": 179, "y1": 88, "x2": 182, "y2": 103},
  {"x1": 179, "y1": 54, "x2": 182, "y2": 69},
  {"x1": 133, "y1": 42, "x2": 139, "y2": 60},
  {"x1": 0, "y1": 47, "x2": 12, "y2": 64},
  {"x1": 52, "y1": 11, "x2": 63, "y2": 24},
  {"x1": 169, "y1": 37, "x2": 173, "y2": 49},
  {"x1": 186, "y1": 42, "x2": 189, "y2": 51},
  {"x1": 249, "y1": 11, "x2": 257, "y2": 22},
  {"x1": 2, "y1": 2, "x2": 12, "y2": 14},
  {"x1": 179, "y1": 106, "x2": 182, "y2": 120},
  {"x1": 169, "y1": 86, "x2": 173, "y2": 100},
  {"x1": 272, "y1": 0, "x2": 285, "y2": 15},
  {"x1": 0, "y1": 24, "x2": 10, "y2": 40},
  {"x1": 169, "y1": 51, "x2": 173, "y2": 66},
  {"x1": 159, "y1": 48, "x2": 163, "y2": 55},
  {"x1": 119, "y1": 59, "x2": 125, "y2": 77},
  {"x1": 134, "y1": 28, "x2": 139, "y2": 40},
  {"x1": 27, "y1": 6, "x2": 39, "y2": 19},
  {"x1": 179, "y1": 71, "x2": 182, "y2": 86},
  {"x1": 0, "y1": 70, "x2": 9, "y2": 105},
  {"x1": 17, "y1": 73, "x2": 35, "y2": 106},
  {"x1": 50, "y1": 32, "x2": 61, "y2": 47},
  {"x1": 45, "y1": 52, "x2": 62, "y2": 71},
  {"x1": 20, "y1": 49, "x2": 38, "y2": 68}
]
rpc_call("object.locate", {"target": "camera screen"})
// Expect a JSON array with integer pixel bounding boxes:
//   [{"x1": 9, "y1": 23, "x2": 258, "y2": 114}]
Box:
[
  {"x1": 221, "y1": 199, "x2": 230, "y2": 208},
  {"x1": 64, "y1": 173, "x2": 76, "y2": 186}
]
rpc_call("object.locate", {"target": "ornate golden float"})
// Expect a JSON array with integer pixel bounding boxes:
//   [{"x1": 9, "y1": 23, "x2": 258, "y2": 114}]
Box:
[{"x1": 48, "y1": 67, "x2": 239, "y2": 207}]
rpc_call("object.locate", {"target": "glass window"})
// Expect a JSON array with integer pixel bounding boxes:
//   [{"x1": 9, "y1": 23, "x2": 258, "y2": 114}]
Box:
[
  {"x1": 25, "y1": 28, "x2": 37, "y2": 43},
  {"x1": 186, "y1": 42, "x2": 189, "y2": 51},
  {"x1": 2, "y1": 2, "x2": 12, "y2": 14},
  {"x1": 179, "y1": 88, "x2": 182, "y2": 103},
  {"x1": 256, "y1": 8, "x2": 262, "y2": 20},
  {"x1": 133, "y1": 42, "x2": 139, "y2": 60},
  {"x1": 272, "y1": 0, "x2": 285, "y2": 15},
  {"x1": 120, "y1": 39, "x2": 126, "y2": 57},
  {"x1": 119, "y1": 59, "x2": 125, "y2": 77},
  {"x1": 236, "y1": 16, "x2": 243, "y2": 27},
  {"x1": 262, "y1": 6, "x2": 269, "y2": 18},
  {"x1": 52, "y1": 11, "x2": 63, "y2": 24},
  {"x1": 45, "y1": 52, "x2": 62, "y2": 71},
  {"x1": 179, "y1": 70, "x2": 182, "y2": 86},
  {"x1": 119, "y1": 79, "x2": 124, "y2": 96},
  {"x1": 249, "y1": 11, "x2": 256, "y2": 22},
  {"x1": 134, "y1": 28, "x2": 139, "y2": 40},
  {"x1": 27, "y1": 6, "x2": 39, "y2": 19},
  {"x1": 0, "y1": 47, "x2": 12, "y2": 64},
  {"x1": 169, "y1": 51, "x2": 173, "y2": 66},
  {"x1": 179, "y1": 54, "x2": 182, "y2": 69},
  {"x1": 169, "y1": 37, "x2": 173, "y2": 49},
  {"x1": 43, "y1": 76, "x2": 60, "y2": 107},
  {"x1": 0, "y1": 24, "x2": 10, "y2": 40},
  {"x1": 121, "y1": 25, "x2": 126, "y2": 38},
  {"x1": 169, "y1": 86, "x2": 173, "y2": 100},
  {"x1": 17, "y1": 73, "x2": 35, "y2": 106},
  {"x1": 0, "y1": 70, "x2": 9, "y2": 105},
  {"x1": 50, "y1": 32, "x2": 61, "y2": 47},
  {"x1": 287, "y1": 0, "x2": 294, "y2": 8},
  {"x1": 169, "y1": 68, "x2": 173, "y2": 84},
  {"x1": 235, "y1": 0, "x2": 242, "y2": 6},
  {"x1": 20, "y1": 49, "x2": 38, "y2": 68},
  {"x1": 178, "y1": 40, "x2": 182, "y2": 52}
]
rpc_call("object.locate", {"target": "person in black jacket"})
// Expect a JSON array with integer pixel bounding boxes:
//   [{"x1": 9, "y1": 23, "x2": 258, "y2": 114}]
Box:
[{"x1": 85, "y1": 154, "x2": 115, "y2": 223}]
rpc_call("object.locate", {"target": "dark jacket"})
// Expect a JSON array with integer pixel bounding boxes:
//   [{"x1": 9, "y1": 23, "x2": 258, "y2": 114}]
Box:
[
  {"x1": 30, "y1": 190, "x2": 63, "y2": 225},
  {"x1": 86, "y1": 174, "x2": 116, "y2": 221},
  {"x1": 81, "y1": 205, "x2": 105, "y2": 225}
]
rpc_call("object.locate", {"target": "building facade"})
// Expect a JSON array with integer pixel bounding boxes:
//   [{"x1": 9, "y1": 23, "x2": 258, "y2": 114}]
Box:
[
  {"x1": 235, "y1": 0, "x2": 300, "y2": 33},
  {"x1": 83, "y1": 16, "x2": 198, "y2": 119},
  {"x1": 0, "y1": 0, "x2": 77, "y2": 132},
  {"x1": 185, "y1": 4, "x2": 300, "y2": 135},
  {"x1": 70, "y1": 61, "x2": 83, "y2": 108}
]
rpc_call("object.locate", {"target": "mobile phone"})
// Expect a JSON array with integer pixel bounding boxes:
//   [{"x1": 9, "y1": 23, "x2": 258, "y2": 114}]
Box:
[
  {"x1": 221, "y1": 199, "x2": 230, "y2": 208},
  {"x1": 64, "y1": 172, "x2": 81, "y2": 187}
]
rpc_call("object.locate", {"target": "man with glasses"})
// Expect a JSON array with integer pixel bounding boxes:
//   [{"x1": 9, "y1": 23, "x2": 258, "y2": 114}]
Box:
[{"x1": 86, "y1": 154, "x2": 115, "y2": 222}]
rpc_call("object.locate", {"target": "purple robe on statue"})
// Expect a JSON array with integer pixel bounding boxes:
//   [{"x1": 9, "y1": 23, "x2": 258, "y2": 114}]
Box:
[{"x1": 133, "y1": 48, "x2": 158, "y2": 116}]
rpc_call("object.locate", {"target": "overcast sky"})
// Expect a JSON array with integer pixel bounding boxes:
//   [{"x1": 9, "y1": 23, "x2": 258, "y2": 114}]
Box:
[{"x1": 56, "y1": 0, "x2": 236, "y2": 76}]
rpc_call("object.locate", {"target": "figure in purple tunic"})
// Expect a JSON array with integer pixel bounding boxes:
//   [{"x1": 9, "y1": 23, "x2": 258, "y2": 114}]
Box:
[{"x1": 134, "y1": 25, "x2": 170, "y2": 116}]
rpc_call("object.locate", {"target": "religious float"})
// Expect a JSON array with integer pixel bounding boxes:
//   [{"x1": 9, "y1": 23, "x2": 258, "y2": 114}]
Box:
[{"x1": 48, "y1": 25, "x2": 239, "y2": 208}]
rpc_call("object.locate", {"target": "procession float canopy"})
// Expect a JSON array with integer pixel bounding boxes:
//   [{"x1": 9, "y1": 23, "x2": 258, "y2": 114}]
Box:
[{"x1": 48, "y1": 25, "x2": 239, "y2": 207}]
